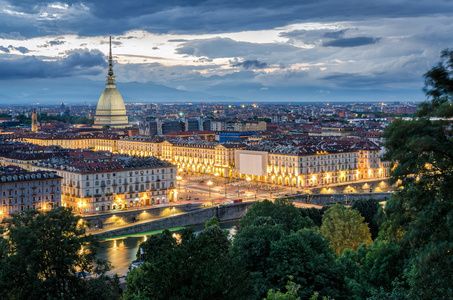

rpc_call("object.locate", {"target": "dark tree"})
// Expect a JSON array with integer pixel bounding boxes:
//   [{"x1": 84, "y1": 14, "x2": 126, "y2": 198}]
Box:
[
  {"x1": 233, "y1": 224, "x2": 347, "y2": 299},
  {"x1": 125, "y1": 226, "x2": 251, "y2": 300},
  {"x1": 382, "y1": 49, "x2": 453, "y2": 298},
  {"x1": 0, "y1": 207, "x2": 121, "y2": 300},
  {"x1": 299, "y1": 207, "x2": 324, "y2": 227},
  {"x1": 239, "y1": 199, "x2": 314, "y2": 233},
  {"x1": 351, "y1": 198, "x2": 381, "y2": 239},
  {"x1": 419, "y1": 49, "x2": 453, "y2": 117}
]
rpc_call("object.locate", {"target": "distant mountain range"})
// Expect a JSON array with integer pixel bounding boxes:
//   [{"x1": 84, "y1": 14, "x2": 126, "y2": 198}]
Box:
[{"x1": 0, "y1": 77, "x2": 425, "y2": 105}]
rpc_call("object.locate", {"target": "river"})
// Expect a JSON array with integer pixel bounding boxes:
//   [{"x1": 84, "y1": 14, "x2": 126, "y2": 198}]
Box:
[{"x1": 97, "y1": 220, "x2": 239, "y2": 276}]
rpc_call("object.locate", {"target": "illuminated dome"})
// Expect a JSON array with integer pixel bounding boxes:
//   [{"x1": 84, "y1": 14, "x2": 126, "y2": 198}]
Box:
[{"x1": 94, "y1": 35, "x2": 129, "y2": 128}]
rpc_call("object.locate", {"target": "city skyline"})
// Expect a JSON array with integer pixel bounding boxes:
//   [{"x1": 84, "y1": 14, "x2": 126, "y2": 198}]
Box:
[{"x1": 1, "y1": 0, "x2": 453, "y2": 103}]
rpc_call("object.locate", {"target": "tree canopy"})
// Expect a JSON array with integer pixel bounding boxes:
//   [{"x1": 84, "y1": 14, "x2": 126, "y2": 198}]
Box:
[
  {"x1": 381, "y1": 49, "x2": 453, "y2": 298},
  {"x1": 239, "y1": 198, "x2": 314, "y2": 233},
  {"x1": 233, "y1": 200, "x2": 347, "y2": 299},
  {"x1": 124, "y1": 226, "x2": 251, "y2": 300},
  {"x1": 0, "y1": 207, "x2": 121, "y2": 300},
  {"x1": 351, "y1": 198, "x2": 381, "y2": 239},
  {"x1": 321, "y1": 204, "x2": 372, "y2": 255}
]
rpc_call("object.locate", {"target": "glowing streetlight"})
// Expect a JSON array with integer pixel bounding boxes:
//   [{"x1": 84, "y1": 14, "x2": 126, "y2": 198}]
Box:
[
  {"x1": 176, "y1": 176, "x2": 182, "y2": 191},
  {"x1": 207, "y1": 180, "x2": 213, "y2": 198}
]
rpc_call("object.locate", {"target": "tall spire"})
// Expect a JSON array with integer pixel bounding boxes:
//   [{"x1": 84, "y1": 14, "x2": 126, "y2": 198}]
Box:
[{"x1": 106, "y1": 34, "x2": 115, "y2": 85}]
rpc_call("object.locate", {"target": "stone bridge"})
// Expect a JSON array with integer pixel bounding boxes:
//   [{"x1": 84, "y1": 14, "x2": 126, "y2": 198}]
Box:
[
  {"x1": 307, "y1": 178, "x2": 394, "y2": 195},
  {"x1": 88, "y1": 202, "x2": 254, "y2": 239}
]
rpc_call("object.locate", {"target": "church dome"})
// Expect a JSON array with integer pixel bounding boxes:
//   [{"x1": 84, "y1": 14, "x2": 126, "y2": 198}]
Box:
[
  {"x1": 94, "y1": 35, "x2": 129, "y2": 128},
  {"x1": 96, "y1": 85, "x2": 127, "y2": 114}
]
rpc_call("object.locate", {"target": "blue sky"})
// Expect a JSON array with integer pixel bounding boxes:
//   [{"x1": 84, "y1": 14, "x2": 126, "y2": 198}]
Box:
[{"x1": 1, "y1": 0, "x2": 452, "y2": 104}]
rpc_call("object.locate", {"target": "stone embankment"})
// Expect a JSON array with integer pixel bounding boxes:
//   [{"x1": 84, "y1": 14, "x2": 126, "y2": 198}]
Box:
[{"x1": 90, "y1": 202, "x2": 254, "y2": 239}]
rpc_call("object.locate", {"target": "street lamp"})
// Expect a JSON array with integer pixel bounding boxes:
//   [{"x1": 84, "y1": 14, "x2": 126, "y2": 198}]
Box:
[
  {"x1": 207, "y1": 180, "x2": 213, "y2": 198},
  {"x1": 290, "y1": 178, "x2": 293, "y2": 195},
  {"x1": 176, "y1": 176, "x2": 182, "y2": 191}
]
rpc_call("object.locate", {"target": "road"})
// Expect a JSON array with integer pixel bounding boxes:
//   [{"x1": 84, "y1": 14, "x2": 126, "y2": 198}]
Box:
[{"x1": 176, "y1": 174, "x2": 291, "y2": 203}]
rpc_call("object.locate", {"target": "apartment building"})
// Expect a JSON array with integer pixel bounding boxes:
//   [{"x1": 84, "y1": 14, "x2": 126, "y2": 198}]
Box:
[
  {"x1": 32, "y1": 150, "x2": 176, "y2": 214},
  {"x1": 0, "y1": 166, "x2": 62, "y2": 218},
  {"x1": 235, "y1": 139, "x2": 385, "y2": 188}
]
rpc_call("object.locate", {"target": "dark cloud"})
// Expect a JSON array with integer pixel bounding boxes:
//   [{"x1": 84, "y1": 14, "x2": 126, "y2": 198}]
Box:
[
  {"x1": 0, "y1": 50, "x2": 105, "y2": 79},
  {"x1": 176, "y1": 37, "x2": 299, "y2": 59},
  {"x1": 319, "y1": 71, "x2": 419, "y2": 88},
  {"x1": 100, "y1": 40, "x2": 122, "y2": 46},
  {"x1": 116, "y1": 54, "x2": 174, "y2": 61},
  {"x1": 8, "y1": 45, "x2": 29, "y2": 54},
  {"x1": 168, "y1": 39, "x2": 188, "y2": 42},
  {"x1": 49, "y1": 40, "x2": 65, "y2": 46},
  {"x1": 323, "y1": 29, "x2": 348, "y2": 38},
  {"x1": 0, "y1": 46, "x2": 10, "y2": 53},
  {"x1": 323, "y1": 37, "x2": 381, "y2": 47},
  {"x1": 38, "y1": 40, "x2": 66, "y2": 48},
  {"x1": 232, "y1": 59, "x2": 268, "y2": 69},
  {"x1": 2, "y1": 0, "x2": 453, "y2": 37}
]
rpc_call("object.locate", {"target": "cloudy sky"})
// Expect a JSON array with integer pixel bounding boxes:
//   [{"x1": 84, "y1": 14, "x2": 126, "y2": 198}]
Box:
[{"x1": 1, "y1": 0, "x2": 452, "y2": 104}]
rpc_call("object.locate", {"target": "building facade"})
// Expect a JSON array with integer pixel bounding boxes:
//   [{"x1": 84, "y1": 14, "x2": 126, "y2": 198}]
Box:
[
  {"x1": 19, "y1": 132, "x2": 390, "y2": 190},
  {"x1": 32, "y1": 150, "x2": 176, "y2": 214},
  {"x1": 0, "y1": 166, "x2": 62, "y2": 218}
]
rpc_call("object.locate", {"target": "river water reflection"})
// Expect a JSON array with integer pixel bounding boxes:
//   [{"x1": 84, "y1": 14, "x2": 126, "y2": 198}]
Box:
[{"x1": 97, "y1": 220, "x2": 239, "y2": 276}]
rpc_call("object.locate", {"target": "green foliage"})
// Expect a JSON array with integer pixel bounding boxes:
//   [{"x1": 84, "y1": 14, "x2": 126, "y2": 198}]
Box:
[
  {"x1": 234, "y1": 224, "x2": 346, "y2": 299},
  {"x1": 418, "y1": 49, "x2": 453, "y2": 117},
  {"x1": 125, "y1": 226, "x2": 251, "y2": 300},
  {"x1": 233, "y1": 200, "x2": 347, "y2": 299},
  {"x1": 266, "y1": 277, "x2": 301, "y2": 300},
  {"x1": 134, "y1": 228, "x2": 177, "y2": 263},
  {"x1": 299, "y1": 207, "x2": 324, "y2": 227},
  {"x1": 16, "y1": 113, "x2": 94, "y2": 125},
  {"x1": 351, "y1": 198, "x2": 381, "y2": 239},
  {"x1": 240, "y1": 199, "x2": 314, "y2": 233},
  {"x1": 338, "y1": 240, "x2": 408, "y2": 299},
  {"x1": 266, "y1": 229, "x2": 347, "y2": 299},
  {"x1": 378, "y1": 49, "x2": 453, "y2": 298},
  {"x1": 321, "y1": 204, "x2": 372, "y2": 255},
  {"x1": 0, "y1": 207, "x2": 121, "y2": 300},
  {"x1": 233, "y1": 223, "x2": 285, "y2": 288},
  {"x1": 205, "y1": 216, "x2": 220, "y2": 228}
]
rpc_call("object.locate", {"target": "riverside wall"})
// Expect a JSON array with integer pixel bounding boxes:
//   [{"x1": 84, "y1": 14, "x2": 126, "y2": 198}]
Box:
[
  {"x1": 91, "y1": 202, "x2": 254, "y2": 239},
  {"x1": 291, "y1": 192, "x2": 392, "y2": 205}
]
